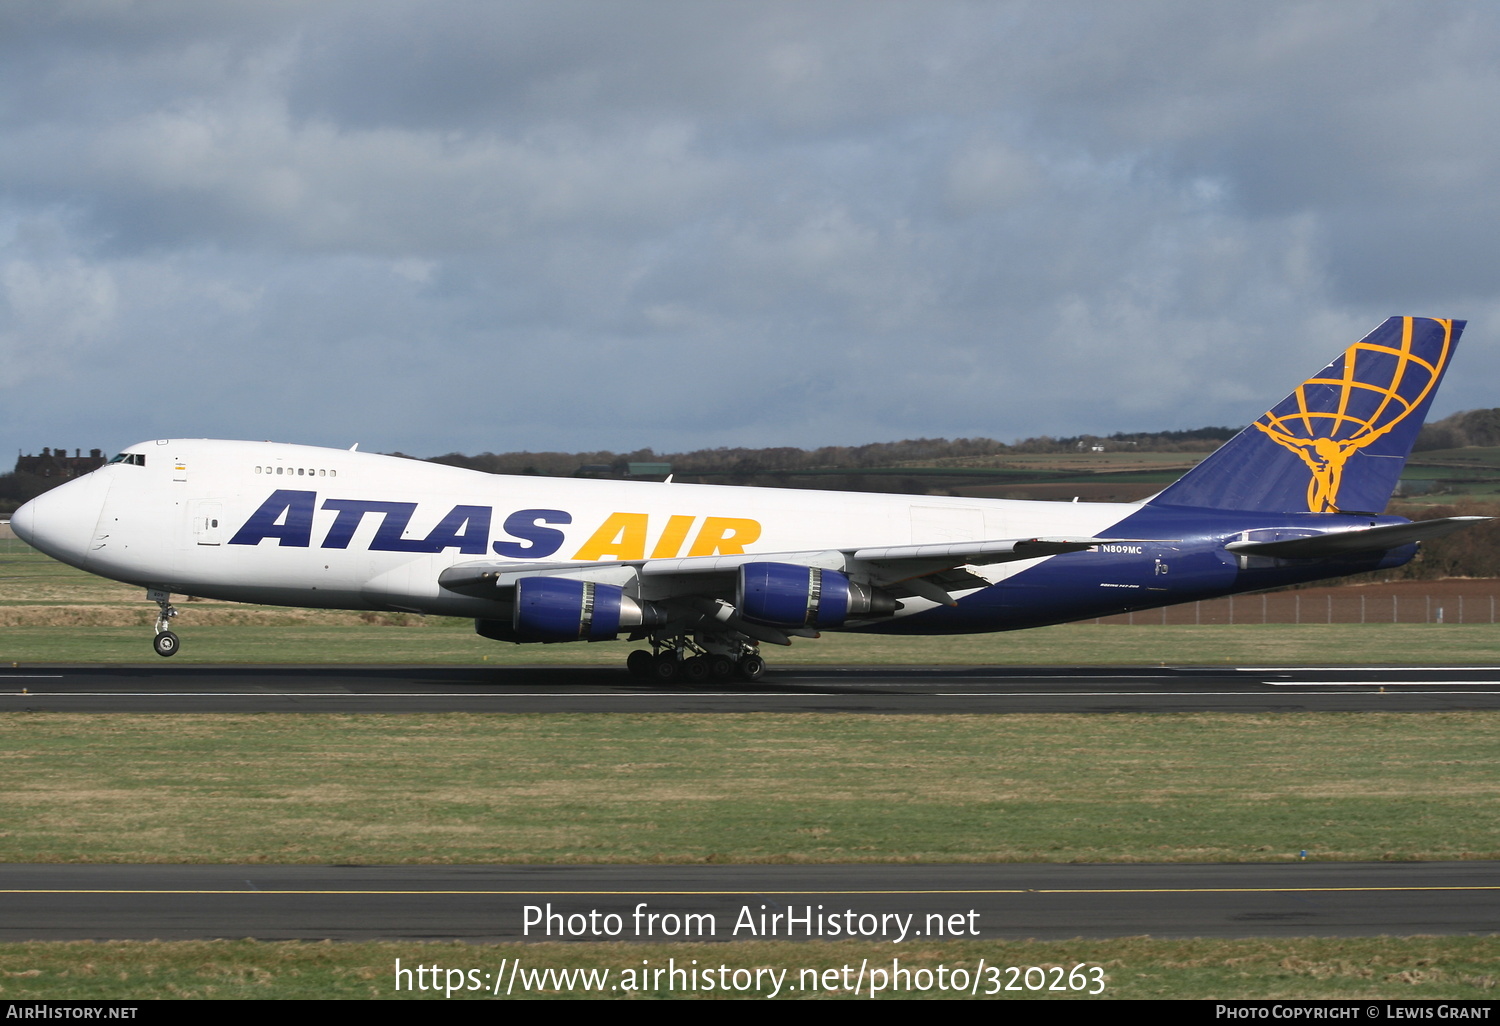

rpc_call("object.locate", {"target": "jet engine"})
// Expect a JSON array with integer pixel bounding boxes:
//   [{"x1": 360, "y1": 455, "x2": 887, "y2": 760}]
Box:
[
  {"x1": 736, "y1": 562, "x2": 897, "y2": 628},
  {"x1": 502, "y1": 576, "x2": 666, "y2": 643}
]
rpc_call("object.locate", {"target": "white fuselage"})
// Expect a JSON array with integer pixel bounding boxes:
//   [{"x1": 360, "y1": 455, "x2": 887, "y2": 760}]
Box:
[{"x1": 18, "y1": 438, "x2": 1137, "y2": 621}]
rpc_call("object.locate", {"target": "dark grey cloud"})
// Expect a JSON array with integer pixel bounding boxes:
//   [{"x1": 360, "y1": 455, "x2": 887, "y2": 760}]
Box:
[{"x1": 3, "y1": 1, "x2": 1499, "y2": 462}]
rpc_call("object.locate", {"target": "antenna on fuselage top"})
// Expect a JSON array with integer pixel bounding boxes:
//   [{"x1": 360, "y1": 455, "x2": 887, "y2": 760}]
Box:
[{"x1": 349, "y1": 443, "x2": 359, "y2": 451}]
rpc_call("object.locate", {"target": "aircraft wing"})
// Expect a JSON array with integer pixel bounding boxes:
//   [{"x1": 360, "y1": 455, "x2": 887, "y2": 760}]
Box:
[{"x1": 438, "y1": 535, "x2": 1135, "y2": 600}]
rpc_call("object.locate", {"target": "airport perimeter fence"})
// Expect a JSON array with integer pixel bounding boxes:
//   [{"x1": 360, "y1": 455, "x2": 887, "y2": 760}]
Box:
[{"x1": 1093, "y1": 590, "x2": 1500, "y2": 625}]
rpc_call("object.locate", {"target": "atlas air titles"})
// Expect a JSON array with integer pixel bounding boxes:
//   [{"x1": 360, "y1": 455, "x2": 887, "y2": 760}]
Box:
[{"x1": 228, "y1": 488, "x2": 763, "y2": 560}]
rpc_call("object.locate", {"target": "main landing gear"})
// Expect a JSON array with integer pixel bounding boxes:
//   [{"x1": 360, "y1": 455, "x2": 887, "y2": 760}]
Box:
[
  {"x1": 626, "y1": 635, "x2": 766, "y2": 682},
  {"x1": 150, "y1": 589, "x2": 180, "y2": 658}
]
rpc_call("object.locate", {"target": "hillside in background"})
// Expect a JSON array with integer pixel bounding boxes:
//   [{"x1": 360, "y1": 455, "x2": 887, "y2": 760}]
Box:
[
  {"x1": 5, "y1": 412, "x2": 1500, "y2": 518},
  {"x1": 1415, "y1": 408, "x2": 1500, "y2": 450}
]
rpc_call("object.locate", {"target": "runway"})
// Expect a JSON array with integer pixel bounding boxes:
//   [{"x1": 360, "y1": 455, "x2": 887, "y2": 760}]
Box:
[
  {"x1": 4, "y1": 663, "x2": 1500, "y2": 712},
  {"x1": 5, "y1": 666, "x2": 1495, "y2": 947},
  {"x1": 3, "y1": 862, "x2": 1496, "y2": 942}
]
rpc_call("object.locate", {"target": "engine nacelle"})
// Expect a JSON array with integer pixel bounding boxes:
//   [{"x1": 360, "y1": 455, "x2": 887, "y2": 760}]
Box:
[
  {"x1": 508, "y1": 577, "x2": 665, "y2": 643},
  {"x1": 736, "y1": 562, "x2": 897, "y2": 628}
]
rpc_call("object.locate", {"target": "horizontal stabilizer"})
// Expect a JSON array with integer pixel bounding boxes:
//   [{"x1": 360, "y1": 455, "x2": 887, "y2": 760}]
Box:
[{"x1": 1223, "y1": 516, "x2": 1489, "y2": 559}]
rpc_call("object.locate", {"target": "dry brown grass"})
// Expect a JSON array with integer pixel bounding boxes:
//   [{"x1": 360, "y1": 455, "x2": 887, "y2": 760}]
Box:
[{"x1": 0, "y1": 605, "x2": 396, "y2": 627}]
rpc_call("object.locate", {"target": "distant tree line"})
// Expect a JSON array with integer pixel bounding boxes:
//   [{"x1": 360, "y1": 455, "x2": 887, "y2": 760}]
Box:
[
  {"x1": 425, "y1": 428, "x2": 1246, "y2": 480},
  {"x1": 1332, "y1": 501, "x2": 1500, "y2": 583},
  {"x1": 409, "y1": 409, "x2": 1485, "y2": 473},
  {"x1": 1413, "y1": 408, "x2": 1500, "y2": 451},
  {"x1": 0, "y1": 409, "x2": 1494, "y2": 522},
  {"x1": 1011, "y1": 426, "x2": 1240, "y2": 454}
]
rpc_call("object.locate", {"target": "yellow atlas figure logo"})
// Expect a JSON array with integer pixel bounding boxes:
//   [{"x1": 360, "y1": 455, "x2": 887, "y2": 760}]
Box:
[{"x1": 1253, "y1": 317, "x2": 1455, "y2": 513}]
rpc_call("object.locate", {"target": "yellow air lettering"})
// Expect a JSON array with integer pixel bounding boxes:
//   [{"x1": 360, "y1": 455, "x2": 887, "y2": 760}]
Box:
[
  {"x1": 572, "y1": 512, "x2": 649, "y2": 561},
  {"x1": 687, "y1": 517, "x2": 762, "y2": 556},
  {"x1": 650, "y1": 515, "x2": 696, "y2": 558}
]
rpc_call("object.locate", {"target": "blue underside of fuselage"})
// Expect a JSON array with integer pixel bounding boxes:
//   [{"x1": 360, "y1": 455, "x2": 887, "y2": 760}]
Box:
[{"x1": 851, "y1": 502, "x2": 1416, "y2": 635}]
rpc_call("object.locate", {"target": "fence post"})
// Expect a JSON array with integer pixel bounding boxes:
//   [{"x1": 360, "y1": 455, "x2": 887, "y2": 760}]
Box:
[
  {"x1": 1229, "y1": 594, "x2": 1234, "y2": 625},
  {"x1": 1295, "y1": 594, "x2": 1300, "y2": 624}
]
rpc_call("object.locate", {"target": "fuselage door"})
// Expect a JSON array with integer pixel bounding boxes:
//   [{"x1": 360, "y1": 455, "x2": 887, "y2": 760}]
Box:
[{"x1": 191, "y1": 501, "x2": 224, "y2": 546}]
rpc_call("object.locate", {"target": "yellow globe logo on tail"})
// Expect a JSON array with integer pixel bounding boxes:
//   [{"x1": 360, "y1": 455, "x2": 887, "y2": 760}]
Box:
[{"x1": 1253, "y1": 317, "x2": 1457, "y2": 512}]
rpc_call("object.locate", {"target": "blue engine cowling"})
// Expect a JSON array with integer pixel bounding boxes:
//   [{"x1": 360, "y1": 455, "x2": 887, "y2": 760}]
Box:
[
  {"x1": 736, "y1": 562, "x2": 897, "y2": 628},
  {"x1": 511, "y1": 577, "x2": 664, "y2": 642}
]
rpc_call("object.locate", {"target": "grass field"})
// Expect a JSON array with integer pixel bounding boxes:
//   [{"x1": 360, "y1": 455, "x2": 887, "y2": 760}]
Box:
[
  {"x1": 3, "y1": 712, "x2": 1495, "y2": 864},
  {"x1": 9, "y1": 621, "x2": 1500, "y2": 667},
  {"x1": 0, "y1": 937, "x2": 1494, "y2": 1000}
]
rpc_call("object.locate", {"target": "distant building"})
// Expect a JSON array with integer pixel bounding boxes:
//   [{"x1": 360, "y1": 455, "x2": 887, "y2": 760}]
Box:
[{"x1": 15, "y1": 447, "x2": 106, "y2": 479}]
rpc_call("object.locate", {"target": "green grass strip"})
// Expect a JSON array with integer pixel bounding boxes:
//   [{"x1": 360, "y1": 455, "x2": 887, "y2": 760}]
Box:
[
  {"x1": 2, "y1": 712, "x2": 1495, "y2": 865},
  {"x1": 9, "y1": 622, "x2": 1500, "y2": 665},
  {"x1": 0, "y1": 937, "x2": 1495, "y2": 999}
]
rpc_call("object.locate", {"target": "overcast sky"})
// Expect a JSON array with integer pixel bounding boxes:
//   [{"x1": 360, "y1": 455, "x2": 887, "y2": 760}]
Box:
[{"x1": 4, "y1": 0, "x2": 1499, "y2": 462}]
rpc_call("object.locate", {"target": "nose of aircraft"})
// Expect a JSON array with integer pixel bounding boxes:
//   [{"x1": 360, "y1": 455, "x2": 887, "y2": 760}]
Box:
[{"x1": 11, "y1": 472, "x2": 110, "y2": 569}]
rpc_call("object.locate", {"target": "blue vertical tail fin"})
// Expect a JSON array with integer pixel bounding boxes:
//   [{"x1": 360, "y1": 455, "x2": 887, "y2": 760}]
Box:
[{"x1": 1150, "y1": 316, "x2": 1464, "y2": 514}]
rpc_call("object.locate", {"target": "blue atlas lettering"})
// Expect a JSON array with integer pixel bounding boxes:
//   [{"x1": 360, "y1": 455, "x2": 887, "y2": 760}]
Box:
[
  {"x1": 366, "y1": 502, "x2": 429, "y2": 552},
  {"x1": 228, "y1": 490, "x2": 317, "y2": 547},
  {"x1": 320, "y1": 498, "x2": 417, "y2": 549},
  {"x1": 322, "y1": 499, "x2": 490, "y2": 552},
  {"x1": 493, "y1": 509, "x2": 571, "y2": 559},
  {"x1": 421, "y1": 505, "x2": 493, "y2": 554}
]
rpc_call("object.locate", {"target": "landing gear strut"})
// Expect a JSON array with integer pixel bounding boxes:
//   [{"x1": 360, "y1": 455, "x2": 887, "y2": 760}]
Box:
[
  {"x1": 626, "y1": 633, "x2": 765, "y2": 682},
  {"x1": 150, "y1": 589, "x2": 180, "y2": 658}
]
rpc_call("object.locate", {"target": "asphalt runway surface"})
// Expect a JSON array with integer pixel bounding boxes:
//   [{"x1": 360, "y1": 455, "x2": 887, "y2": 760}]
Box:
[
  {"x1": 4, "y1": 663, "x2": 1500, "y2": 712},
  {"x1": 4, "y1": 862, "x2": 1496, "y2": 942}
]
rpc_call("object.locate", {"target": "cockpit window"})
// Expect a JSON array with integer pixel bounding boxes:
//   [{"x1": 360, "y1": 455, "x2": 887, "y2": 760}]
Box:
[{"x1": 108, "y1": 453, "x2": 146, "y2": 467}]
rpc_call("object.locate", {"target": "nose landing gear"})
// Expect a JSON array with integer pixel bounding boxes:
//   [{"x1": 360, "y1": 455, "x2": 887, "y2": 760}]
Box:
[{"x1": 149, "y1": 589, "x2": 180, "y2": 657}]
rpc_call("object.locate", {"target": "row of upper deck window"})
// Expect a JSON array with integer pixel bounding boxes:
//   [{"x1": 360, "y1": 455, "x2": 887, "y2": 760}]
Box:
[
  {"x1": 107, "y1": 454, "x2": 337, "y2": 477},
  {"x1": 256, "y1": 466, "x2": 337, "y2": 477}
]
